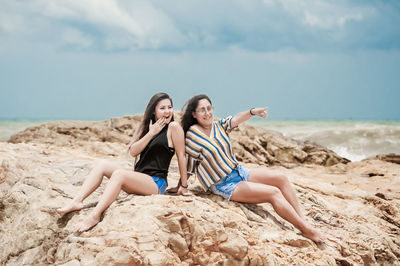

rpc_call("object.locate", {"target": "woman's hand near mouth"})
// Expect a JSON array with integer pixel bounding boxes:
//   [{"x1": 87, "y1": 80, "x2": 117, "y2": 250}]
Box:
[{"x1": 149, "y1": 117, "x2": 167, "y2": 137}]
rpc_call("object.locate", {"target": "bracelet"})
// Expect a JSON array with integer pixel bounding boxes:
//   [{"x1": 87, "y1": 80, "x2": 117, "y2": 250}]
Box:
[
  {"x1": 249, "y1": 108, "x2": 255, "y2": 116},
  {"x1": 181, "y1": 184, "x2": 188, "y2": 188}
]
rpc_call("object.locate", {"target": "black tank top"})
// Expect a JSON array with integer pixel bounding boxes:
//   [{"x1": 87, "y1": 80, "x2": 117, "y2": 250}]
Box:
[{"x1": 134, "y1": 125, "x2": 174, "y2": 182}]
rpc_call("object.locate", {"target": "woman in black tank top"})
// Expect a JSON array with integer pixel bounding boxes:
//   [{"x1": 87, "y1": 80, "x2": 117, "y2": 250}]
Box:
[{"x1": 57, "y1": 93, "x2": 192, "y2": 232}]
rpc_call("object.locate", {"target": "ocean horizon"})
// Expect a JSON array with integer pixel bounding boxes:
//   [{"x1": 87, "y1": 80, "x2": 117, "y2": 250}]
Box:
[
  {"x1": 249, "y1": 119, "x2": 400, "y2": 162},
  {"x1": 1, "y1": 118, "x2": 399, "y2": 162}
]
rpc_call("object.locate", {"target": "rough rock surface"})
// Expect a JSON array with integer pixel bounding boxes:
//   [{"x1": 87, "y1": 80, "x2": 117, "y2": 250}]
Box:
[
  {"x1": 229, "y1": 124, "x2": 349, "y2": 167},
  {"x1": 8, "y1": 114, "x2": 349, "y2": 167},
  {"x1": 364, "y1": 153, "x2": 400, "y2": 165},
  {"x1": 1, "y1": 117, "x2": 399, "y2": 265}
]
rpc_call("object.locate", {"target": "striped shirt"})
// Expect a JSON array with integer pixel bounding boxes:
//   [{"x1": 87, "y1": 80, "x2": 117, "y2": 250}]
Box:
[{"x1": 185, "y1": 116, "x2": 239, "y2": 191}]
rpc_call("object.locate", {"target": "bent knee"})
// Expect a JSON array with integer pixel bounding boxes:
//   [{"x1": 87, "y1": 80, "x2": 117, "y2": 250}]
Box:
[
  {"x1": 276, "y1": 172, "x2": 290, "y2": 186},
  {"x1": 93, "y1": 159, "x2": 120, "y2": 178},
  {"x1": 110, "y1": 169, "x2": 128, "y2": 183},
  {"x1": 269, "y1": 187, "x2": 281, "y2": 196},
  {"x1": 266, "y1": 187, "x2": 283, "y2": 202}
]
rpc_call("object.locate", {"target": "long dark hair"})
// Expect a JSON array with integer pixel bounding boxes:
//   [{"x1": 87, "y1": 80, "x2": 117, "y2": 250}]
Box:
[
  {"x1": 181, "y1": 94, "x2": 212, "y2": 135},
  {"x1": 136, "y1": 92, "x2": 174, "y2": 140}
]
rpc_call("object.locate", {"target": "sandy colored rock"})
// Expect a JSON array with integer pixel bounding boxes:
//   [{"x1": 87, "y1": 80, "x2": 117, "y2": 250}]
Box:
[
  {"x1": 1, "y1": 118, "x2": 399, "y2": 265},
  {"x1": 365, "y1": 153, "x2": 400, "y2": 165},
  {"x1": 8, "y1": 114, "x2": 349, "y2": 166}
]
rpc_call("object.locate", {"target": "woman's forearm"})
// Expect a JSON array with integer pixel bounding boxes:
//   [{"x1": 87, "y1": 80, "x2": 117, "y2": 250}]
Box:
[
  {"x1": 231, "y1": 110, "x2": 253, "y2": 129},
  {"x1": 231, "y1": 107, "x2": 268, "y2": 128},
  {"x1": 128, "y1": 132, "x2": 154, "y2": 157},
  {"x1": 177, "y1": 153, "x2": 189, "y2": 187}
]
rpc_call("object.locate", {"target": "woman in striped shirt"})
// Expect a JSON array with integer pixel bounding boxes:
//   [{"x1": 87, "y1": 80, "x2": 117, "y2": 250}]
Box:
[{"x1": 180, "y1": 94, "x2": 325, "y2": 243}]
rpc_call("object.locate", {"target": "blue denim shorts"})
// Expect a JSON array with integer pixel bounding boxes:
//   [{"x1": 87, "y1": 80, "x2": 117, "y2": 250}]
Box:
[
  {"x1": 210, "y1": 165, "x2": 249, "y2": 200},
  {"x1": 151, "y1": 176, "x2": 167, "y2": 194}
]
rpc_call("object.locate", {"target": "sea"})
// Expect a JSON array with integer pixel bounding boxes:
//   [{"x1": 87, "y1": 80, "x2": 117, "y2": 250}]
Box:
[
  {"x1": 249, "y1": 120, "x2": 400, "y2": 162},
  {"x1": 0, "y1": 120, "x2": 51, "y2": 141},
  {"x1": 1, "y1": 120, "x2": 399, "y2": 162}
]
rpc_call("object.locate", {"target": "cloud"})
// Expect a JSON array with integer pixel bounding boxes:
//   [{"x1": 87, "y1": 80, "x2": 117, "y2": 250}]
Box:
[
  {"x1": 62, "y1": 27, "x2": 92, "y2": 49},
  {"x1": 0, "y1": 0, "x2": 399, "y2": 52},
  {"x1": 1, "y1": 0, "x2": 186, "y2": 51},
  {"x1": 303, "y1": 10, "x2": 365, "y2": 29},
  {"x1": 0, "y1": 13, "x2": 25, "y2": 33},
  {"x1": 36, "y1": 0, "x2": 186, "y2": 50},
  {"x1": 276, "y1": 0, "x2": 373, "y2": 29}
]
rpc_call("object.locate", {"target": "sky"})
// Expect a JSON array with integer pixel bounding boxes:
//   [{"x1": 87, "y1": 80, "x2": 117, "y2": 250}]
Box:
[{"x1": 0, "y1": 0, "x2": 399, "y2": 120}]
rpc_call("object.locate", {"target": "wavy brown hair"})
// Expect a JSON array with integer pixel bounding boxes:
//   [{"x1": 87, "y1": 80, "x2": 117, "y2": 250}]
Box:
[
  {"x1": 136, "y1": 92, "x2": 174, "y2": 140},
  {"x1": 181, "y1": 94, "x2": 212, "y2": 135}
]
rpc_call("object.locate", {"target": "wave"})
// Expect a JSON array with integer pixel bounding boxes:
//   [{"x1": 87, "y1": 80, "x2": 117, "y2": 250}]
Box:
[{"x1": 250, "y1": 120, "x2": 400, "y2": 161}]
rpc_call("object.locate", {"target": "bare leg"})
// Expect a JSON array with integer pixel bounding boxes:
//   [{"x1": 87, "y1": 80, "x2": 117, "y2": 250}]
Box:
[
  {"x1": 57, "y1": 159, "x2": 122, "y2": 214},
  {"x1": 75, "y1": 169, "x2": 158, "y2": 232},
  {"x1": 230, "y1": 181, "x2": 325, "y2": 242},
  {"x1": 248, "y1": 168, "x2": 306, "y2": 220}
]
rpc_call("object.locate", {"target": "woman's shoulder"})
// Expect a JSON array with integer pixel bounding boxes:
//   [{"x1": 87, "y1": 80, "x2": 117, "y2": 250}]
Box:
[
  {"x1": 187, "y1": 124, "x2": 200, "y2": 133},
  {"x1": 168, "y1": 121, "x2": 181, "y2": 129},
  {"x1": 168, "y1": 121, "x2": 184, "y2": 135}
]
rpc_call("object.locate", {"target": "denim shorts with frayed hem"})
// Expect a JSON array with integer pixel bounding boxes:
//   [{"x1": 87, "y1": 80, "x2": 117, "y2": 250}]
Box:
[
  {"x1": 209, "y1": 165, "x2": 249, "y2": 200},
  {"x1": 151, "y1": 176, "x2": 167, "y2": 194}
]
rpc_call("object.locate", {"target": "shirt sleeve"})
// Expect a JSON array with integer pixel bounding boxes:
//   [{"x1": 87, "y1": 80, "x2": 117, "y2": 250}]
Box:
[{"x1": 218, "y1": 115, "x2": 234, "y2": 133}]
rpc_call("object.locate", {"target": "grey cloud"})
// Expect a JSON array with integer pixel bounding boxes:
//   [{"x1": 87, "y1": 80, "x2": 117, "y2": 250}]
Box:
[{"x1": 0, "y1": 0, "x2": 399, "y2": 52}]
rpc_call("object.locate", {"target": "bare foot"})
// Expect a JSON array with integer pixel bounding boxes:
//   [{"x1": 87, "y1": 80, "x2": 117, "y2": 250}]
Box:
[
  {"x1": 166, "y1": 186, "x2": 180, "y2": 194},
  {"x1": 75, "y1": 215, "x2": 100, "y2": 232},
  {"x1": 302, "y1": 226, "x2": 326, "y2": 243},
  {"x1": 57, "y1": 201, "x2": 84, "y2": 214},
  {"x1": 177, "y1": 187, "x2": 194, "y2": 196}
]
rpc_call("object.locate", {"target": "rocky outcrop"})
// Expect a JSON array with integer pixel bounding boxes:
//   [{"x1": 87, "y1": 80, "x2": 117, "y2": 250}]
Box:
[
  {"x1": 230, "y1": 124, "x2": 349, "y2": 167},
  {"x1": 1, "y1": 117, "x2": 400, "y2": 265},
  {"x1": 364, "y1": 153, "x2": 400, "y2": 165},
  {"x1": 8, "y1": 115, "x2": 349, "y2": 166},
  {"x1": 7, "y1": 116, "x2": 140, "y2": 149},
  {"x1": 0, "y1": 142, "x2": 399, "y2": 265}
]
